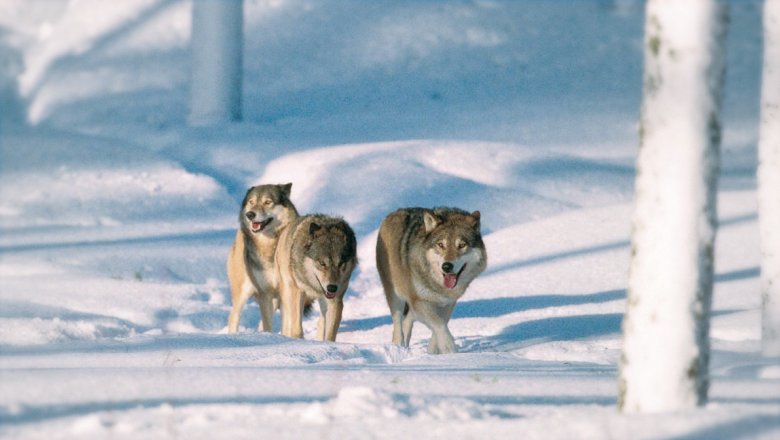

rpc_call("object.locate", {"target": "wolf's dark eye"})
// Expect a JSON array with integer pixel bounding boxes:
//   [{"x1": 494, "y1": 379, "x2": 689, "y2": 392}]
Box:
[
  {"x1": 263, "y1": 199, "x2": 273, "y2": 207},
  {"x1": 437, "y1": 242, "x2": 446, "y2": 250},
  {"x1": 457, "y1": 242, "x2": 467, "y2": 250},
  {"x1": 319, "y1": 261, "x2": 327, "y2": 268}
]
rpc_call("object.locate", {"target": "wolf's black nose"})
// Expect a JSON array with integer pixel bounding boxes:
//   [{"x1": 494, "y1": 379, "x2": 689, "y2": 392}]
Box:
[
  {"x1": 245, "y1": 211, "x2": 256, "y2": 220},
  {"x1": 442, "y1": 262, "x2": 454, "y2": 273},
  {"x1": 326, "y1": 284, "x2": 338, "y2": 293}
]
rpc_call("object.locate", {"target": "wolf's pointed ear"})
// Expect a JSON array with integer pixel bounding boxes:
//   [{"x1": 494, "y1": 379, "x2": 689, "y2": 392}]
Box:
[
  {"x1": 423, "y1": 211, "x2": 441, "y2": 233},
  {"x1": 469, "y1": 210, "x2": 481, "y2": 231},
  {"x1": 241, "y1": 186, "x2": 255, "y2": 205},
  {"x1": 309, "y1": 222, "x2": 322, "y2": 235},
  {"x1": 280, "y1": 183, "x2": 292, "y2": 197}
]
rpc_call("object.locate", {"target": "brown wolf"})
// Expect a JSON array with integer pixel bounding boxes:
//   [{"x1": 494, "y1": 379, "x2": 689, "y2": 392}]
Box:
[
  {"x1": 376, "y1": 207, "x2": 487, "y2": 353},
  {"x1": 276, "y1": 214, "x2": 358, "y2": 341},
  {"x1": 227, "y1": 183, "x2": 298, "y2": 333}
]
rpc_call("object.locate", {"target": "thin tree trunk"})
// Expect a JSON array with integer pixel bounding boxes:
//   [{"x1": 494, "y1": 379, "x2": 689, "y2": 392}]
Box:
[
  {"x1": 759, "y1": 0, "x2": 780, "y2": 357},
  {"x1": 189, "y1": 0, "x2": 243, "y2": 125},
  {"x1": 619, "y1": 0, "x2": 728, "y2": 413}
]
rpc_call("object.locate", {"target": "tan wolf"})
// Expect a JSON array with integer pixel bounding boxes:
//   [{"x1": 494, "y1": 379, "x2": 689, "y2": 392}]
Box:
[
  {"x1": 276, "y1": 214, "x2": 358, "y2": 341},
  {"x1": 376, "y1": 207, "x2": 487, "y2": 354},
  {"x1": 227, "y1": 183, "x2": 298, "y2": 333}
]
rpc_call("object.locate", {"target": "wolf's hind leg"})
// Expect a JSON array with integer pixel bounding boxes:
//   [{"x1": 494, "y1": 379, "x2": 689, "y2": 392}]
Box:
[
  {"x1": 389, "y1": 295, "x2": 407, "y2": 345},
  {"x1": 401, "y1": 303, "x2": 414, "y2": 348}
]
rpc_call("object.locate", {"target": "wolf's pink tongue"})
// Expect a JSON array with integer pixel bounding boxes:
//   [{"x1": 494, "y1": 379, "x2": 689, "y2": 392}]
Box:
[
  {"x1": 443, "y1": 273, "x2": 457, "y2": 289},
  {"x1": 252, "y1": 221, "x2": 262, "y2": 230}
]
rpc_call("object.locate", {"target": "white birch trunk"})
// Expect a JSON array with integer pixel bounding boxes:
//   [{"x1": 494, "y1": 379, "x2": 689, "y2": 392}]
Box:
[
  {"x1": 189, "y1": 0, "x2": 243, "y2": 125},
  {"x1": 759, "y1": 0, "x2": 780, "y2": 357},
  {"x1": 0, "y1": 44, "x2": 23, "y2": 127},
  {"x1": 619, "y1": 0, "x2": 728, "y2": 413}
]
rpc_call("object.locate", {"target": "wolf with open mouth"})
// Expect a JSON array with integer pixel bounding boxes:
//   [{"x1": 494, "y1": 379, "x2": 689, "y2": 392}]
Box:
[
  {"x1": 276, "y1": 214, "x2": 357, "y2": 341},
  {"x1": 376, "y1": 207, "x2": 487, "y2": 354},
  {"x1": 227, "y1": 183, "x2": 299, "y2": 334}
]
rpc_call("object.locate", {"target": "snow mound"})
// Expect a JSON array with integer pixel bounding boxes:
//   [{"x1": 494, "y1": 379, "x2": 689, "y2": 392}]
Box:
[
  {"x1": 0, "y1": 164, "x2": 228, "y2": 228},
  {"x1": 258, "y1": 140, "x2": 634, "y2": 234}
]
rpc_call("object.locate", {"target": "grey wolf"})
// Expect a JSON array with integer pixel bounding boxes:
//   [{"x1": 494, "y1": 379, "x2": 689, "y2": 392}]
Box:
[
  {"x1": 376, "y1": 207, "x2": 487, "y2": 354},
  {"x1": 276, "y1": 214, "x2": 358, "y2": 341},
  {"x1": 227, "y1": 183, "x2": 298, "y2": 333}
]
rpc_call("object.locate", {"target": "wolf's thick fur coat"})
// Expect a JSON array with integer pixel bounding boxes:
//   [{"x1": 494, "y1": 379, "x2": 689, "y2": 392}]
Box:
[
  {"x1": 276, "y1": 214, "x2": 357, "y2": 341},
  {"x1": 227, "y1": 184, "x2": 298, "y2": 334},
  {"x1": 376, "y1": 207, "x2": 487, "y2": 354}
]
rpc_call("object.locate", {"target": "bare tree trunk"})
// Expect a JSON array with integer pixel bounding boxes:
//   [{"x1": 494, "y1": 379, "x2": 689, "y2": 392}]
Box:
[
  {"x1": 0, "y1": 43, "x2": 23, "y2": 127},
  {"x1": 619, "y1": 0, "x2": 728, "y2": 413},
  {"x1": 189, "y1": 0, "x2": 243, "y2": 125},
  {"x1": 759, "y1": 0, "x2": 780, "y2": 357}
]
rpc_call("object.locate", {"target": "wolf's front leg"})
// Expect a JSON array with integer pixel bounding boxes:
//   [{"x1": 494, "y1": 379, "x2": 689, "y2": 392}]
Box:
[
  {"x1": 433, "y1": 303, "x2": 457, "y2": 354},
  {"x1": 317, "y1": 297, "x2": 343, "y2": 341},
  {"x1": 429, "y1": 325, "x2": 456, "y2": 354},
  {"x1": 415, "y1": 301, "x2": 457, "y2": 354},
  {"x1": 281, "y1": 285, "x2": 305, "y2": 339},
  {"x1": 316, "y1": 303, "x2": 325, "y2": 341},
  {"x1": 228, "y1": 280, "x2": 255, "y2": 334},
  {"x1": 257, "y1": 292, "x2": 275, "y2": 332}
]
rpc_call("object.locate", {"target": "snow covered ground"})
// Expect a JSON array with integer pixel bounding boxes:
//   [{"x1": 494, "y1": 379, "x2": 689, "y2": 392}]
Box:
[{"x1": 0, "y1": 0, "x2": 778, "y2": 438}]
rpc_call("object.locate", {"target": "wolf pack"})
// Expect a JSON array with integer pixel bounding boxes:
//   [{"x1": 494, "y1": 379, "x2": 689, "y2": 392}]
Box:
[{"x1": 227, "y1": 183, "x2": 487, "y2": 354}]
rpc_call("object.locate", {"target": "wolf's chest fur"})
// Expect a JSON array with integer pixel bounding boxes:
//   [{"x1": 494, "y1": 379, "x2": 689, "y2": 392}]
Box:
[
  {"x1": 245, "y1": 234, "x2": 279, "y2": 293},
  {"x1": 249, "y1": 259, "x2": 277, "y2": 292},
  {"x1": 411, "y1": 272, "x2": 464, "y2": 305}
]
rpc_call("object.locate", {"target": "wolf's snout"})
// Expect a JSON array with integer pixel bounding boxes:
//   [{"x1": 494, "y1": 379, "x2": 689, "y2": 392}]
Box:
[
  {"x1": 441, "y1": 262, "x2": 454, "y2": 273},
  {"x1": 245, "y1": 211, "x2": 256, "y2": 220},
  {"x1": 323, "y1": 283, "x2": 339, "y2": 299}
]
